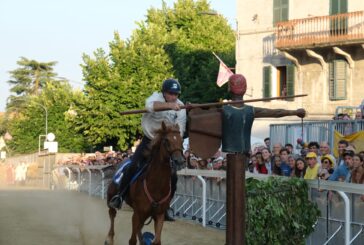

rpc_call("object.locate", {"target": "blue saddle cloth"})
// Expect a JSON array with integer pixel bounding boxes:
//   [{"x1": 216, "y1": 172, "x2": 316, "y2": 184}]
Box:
[{"x1": 112, "y1": 159, "x2": 146, "y2": 186}]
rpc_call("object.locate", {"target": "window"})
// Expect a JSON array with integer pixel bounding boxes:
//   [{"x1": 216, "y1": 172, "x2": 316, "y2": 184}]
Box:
[
  {"x1": 330, "y1": 0, "x2": 348, "y2": 34},
  {"x1": 263, "y1": 66, "x2": 271, "y2": 98},
  {"x1": 330, "y1": 0, "x2": 348, "y2": 15},
  {"x1": 263, "y1": 65, "x2": 295, "y2": 100},
  {"x1": 329, "y1": 60, "x2": 347, "y2": 100},
  {"x1": 273, "y1": 0, "x2": 289, "y2": 25}
]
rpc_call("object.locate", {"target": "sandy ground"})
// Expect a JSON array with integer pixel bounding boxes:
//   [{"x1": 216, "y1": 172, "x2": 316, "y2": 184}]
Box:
[{"x1": 0, "y1": 187, "x2": 225, "y2": 245}]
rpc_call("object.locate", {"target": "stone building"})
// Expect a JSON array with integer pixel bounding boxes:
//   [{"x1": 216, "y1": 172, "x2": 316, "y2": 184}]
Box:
[{"x1": 236, "y1": 0, "x2": 364, "y2": 138}]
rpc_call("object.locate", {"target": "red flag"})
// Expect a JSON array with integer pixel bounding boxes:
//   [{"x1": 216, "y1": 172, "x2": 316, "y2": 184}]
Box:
[
  {"x1": 212, "y1": 52, "x2": 234, "y2": 87},
  {"x1": 216, "y1": 61, "x2": 234, "y2": 87}
]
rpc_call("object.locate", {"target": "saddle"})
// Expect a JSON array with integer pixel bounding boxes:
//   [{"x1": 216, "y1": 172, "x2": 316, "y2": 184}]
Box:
[{"x1": 112, "y1": 159, "x2": 147, "y2": 187}]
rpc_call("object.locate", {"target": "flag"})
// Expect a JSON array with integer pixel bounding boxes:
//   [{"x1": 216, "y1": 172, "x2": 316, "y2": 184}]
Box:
[{"x1": 213, "y1": 52, "x2": 234, "y2": 87}]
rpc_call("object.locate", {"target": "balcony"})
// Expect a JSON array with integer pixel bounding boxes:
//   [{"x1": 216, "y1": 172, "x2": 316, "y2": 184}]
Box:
[{"x1": 275, "y1": 11, "x2": 364, "y2": 50}]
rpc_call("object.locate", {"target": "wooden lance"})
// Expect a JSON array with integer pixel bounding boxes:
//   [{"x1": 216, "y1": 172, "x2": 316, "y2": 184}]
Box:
[{"x1": 119, "y1": 94, "x2": 307, "y2": 115}]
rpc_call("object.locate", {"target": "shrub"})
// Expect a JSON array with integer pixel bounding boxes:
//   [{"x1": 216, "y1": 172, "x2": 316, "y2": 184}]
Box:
[{"x1": 246, "y1": 177, "x2": 320, "y2": 244}]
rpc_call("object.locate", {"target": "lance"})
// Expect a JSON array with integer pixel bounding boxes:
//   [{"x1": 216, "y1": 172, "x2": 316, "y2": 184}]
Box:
[{"x1": 119, "y1": 94, "x2": 307, "y2": 115}]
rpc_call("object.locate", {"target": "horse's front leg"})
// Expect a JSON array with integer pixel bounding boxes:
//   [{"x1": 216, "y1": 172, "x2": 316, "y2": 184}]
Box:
[
  {"x1": 105, "y1": 207, "x2": 117, "y2": 245},
  {"x1": 129, "y1": 212, "x2": 144, "y2": 245},
  {"x1": 152, "y1": 213, "x2": 165, "y2": 245}
]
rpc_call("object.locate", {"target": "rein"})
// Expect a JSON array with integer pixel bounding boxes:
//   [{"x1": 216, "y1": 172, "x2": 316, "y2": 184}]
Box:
[{"x1": 143, "y1": 179, "x2": 171, "y2": 207}]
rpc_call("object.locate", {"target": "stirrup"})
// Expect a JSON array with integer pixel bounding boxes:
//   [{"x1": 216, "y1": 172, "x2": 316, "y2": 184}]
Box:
[{"x1": 109, "y1": 194, "x2": 123, "y2": 209}]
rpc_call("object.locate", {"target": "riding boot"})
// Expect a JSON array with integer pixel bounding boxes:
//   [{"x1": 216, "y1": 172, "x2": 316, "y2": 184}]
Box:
[
  {"x1": 109, "y1": 166, "x2": 136, "y2": 209},
  {"x1": 164, "y1": 172, "x2": 178, "y2": 222}
]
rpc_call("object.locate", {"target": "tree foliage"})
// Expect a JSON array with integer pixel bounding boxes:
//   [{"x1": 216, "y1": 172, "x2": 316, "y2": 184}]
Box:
[
  {"x1": 74, "y1": 0, "x2": 236, "y2": 150},
  {"x1": 246, "y1": 177, "x2": 320, "y2": 244},
  {"x1": 6, "y1": 81, "x2": 89, "y2": 154},
  {"x1": 7, "y1": 57, "x2": 57, "y2": 97}
]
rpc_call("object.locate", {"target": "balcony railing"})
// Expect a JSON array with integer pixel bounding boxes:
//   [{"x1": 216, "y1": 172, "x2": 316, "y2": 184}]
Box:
[{"x1": 275, "y1": 11, "x2": 364, "y2": 49}]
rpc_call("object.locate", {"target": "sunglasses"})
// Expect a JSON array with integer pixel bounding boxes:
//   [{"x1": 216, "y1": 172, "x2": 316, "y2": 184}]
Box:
[{"x1": 323, "y1": 161, "x2": 330, "y2": 164}]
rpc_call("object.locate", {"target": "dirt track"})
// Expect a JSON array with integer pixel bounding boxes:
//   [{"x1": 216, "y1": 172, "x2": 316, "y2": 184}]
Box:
[{"x1": 0, "y1": 187, "x2": 224, "y2": 245}]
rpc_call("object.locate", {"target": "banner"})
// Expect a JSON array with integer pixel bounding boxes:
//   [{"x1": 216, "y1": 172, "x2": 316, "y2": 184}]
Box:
[
  {"x1": 333, "y1": 130, "x2": 364, "y2": 157},
  {"x1": 213, "y1": 52, "x2": 234, "y2": 87}
]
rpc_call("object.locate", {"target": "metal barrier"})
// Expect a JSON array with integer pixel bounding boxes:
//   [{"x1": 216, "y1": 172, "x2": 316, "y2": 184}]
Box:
[
  {"x1": 269, "y1": 119, "x2": 364, "y2": 149},
  {"x1": 48, "y1": 164, "x2": 364, "y2": 244},
  {"x1": 52, "y1": 164, "x2": 112, "y2": 199}
]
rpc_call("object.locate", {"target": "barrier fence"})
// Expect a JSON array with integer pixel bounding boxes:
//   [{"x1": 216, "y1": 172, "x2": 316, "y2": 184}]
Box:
[
  {"x1": 50, "y1": 165, "x2": 364, "y2": 244},
  {"x1": 270, "y1": 119, "x2": 364, "y2": 151},
  {"x1": 2, "y1": 153, "x2": 364, "y2": 244}
]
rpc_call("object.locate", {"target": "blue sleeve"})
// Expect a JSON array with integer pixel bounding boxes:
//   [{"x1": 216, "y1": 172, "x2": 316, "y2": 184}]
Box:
[{"x1": 328, "y1": 168, "x2": 340, "y2": 181}]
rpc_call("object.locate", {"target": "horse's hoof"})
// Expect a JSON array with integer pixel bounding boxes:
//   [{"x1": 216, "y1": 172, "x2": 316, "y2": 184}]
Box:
[{"x1": 104, "y1": 238, "x2": 113, "y2": 245}]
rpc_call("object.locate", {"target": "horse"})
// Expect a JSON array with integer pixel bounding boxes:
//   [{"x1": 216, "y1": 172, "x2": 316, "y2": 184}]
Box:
[{"x1": 105, "y1": 121, "x2": 186, "y2": 245}]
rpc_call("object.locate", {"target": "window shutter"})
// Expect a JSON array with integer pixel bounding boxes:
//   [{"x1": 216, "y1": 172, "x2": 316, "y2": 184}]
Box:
[
  {"x1": 329, "y1": 62, "x2": 335, "y2": 99},
  {"x1": 273, "y1": 0, "x2": 289, "y2": 25},
  {"x1": 340, "y1": 0, "x2": 348, "y2": 13},
  {"x1": 330, "y1": 0, "x2": 340, "y2": 15},
  {"x1": 281, "y1": 0, "x2": 289, "y2": 21},
  {"x1": 273, "y1": 0, "x2": 281, "y2": 25},
  {"x1": 286, "y1": 65, "x2": 295, "y2": 100},
  {"x1": 263, "y1": 66, "x2": 271, "y2": 98},
  {"x1": 329, "y1": 60, "x2": 347, "y2": 100},
  {"x1": 334, "y1": 60, "x2": 347, "y2": 99}
]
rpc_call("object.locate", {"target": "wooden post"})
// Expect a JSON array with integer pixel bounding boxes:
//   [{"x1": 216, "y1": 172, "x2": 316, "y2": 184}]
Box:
[{"x1": 226, "y1": 153, "x2": 245, "y2": 245}]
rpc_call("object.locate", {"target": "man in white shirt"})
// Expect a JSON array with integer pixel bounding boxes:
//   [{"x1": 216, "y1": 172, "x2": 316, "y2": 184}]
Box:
[{"x1": 109, "y1": 79, "x2": 186, "y2": 221}]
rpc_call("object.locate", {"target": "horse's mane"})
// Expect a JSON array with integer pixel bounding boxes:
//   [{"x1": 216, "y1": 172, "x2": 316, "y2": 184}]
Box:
[{"x1": 143, "y1": 123, "x2": 180, "y2": 159}]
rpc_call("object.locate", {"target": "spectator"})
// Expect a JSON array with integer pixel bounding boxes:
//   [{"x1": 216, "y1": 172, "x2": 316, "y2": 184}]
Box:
[
  {"x1": 342, "y1": 114, "x2": 353, "y2": 135},
  {"x1": 285, "y1": 143, "x2": 294, "y2": 155},
  {"x1": 355, "y1": 111, "x2": 363, "y2": 120},
  {"x1": 272, "y1": 143, "x2": 282, "y2": 157},
  {"x1": 272, "y1": 156, "x2": 282, "y2": 175},
  {"x1": 264, "y1": 137, "x2": 270, "y2": 149},
  {"x1": 336, "y1": 139, "x2": 349, "y2": 168},
  {"x1": 248, "y1": 155, "x2": 257, "y2": 173},
  {"x1": 329, "y1": 148, "x2": 354, "y2": 182},
  {"x1": 351, "y1": 154, "x2": 364, "y2": 184},
  {"x1": 294, "y1": 158, "x2": 307, "y2": 178},
  {"x1": 253, "y1": 152, "x2": 268, "y2": 175},
  {"x1": 359, "y1": 151, "x2": 364, "y2": 161},
  {"x1": 288, "y1": 155, "x2": 296, "y2": 177},
  {"x1": 261, "y1": 148, "x2": 272, "y2": 175},
  {"x1": 308, "y1": 141, "x2": 320, "y2": 156},
  {"x1": 318, "y1": 155, "x2": 335, "y2": 180},
  {"x1": 319, "y1": 141, "x2": 336, "y2": 167},
  {"x1": 304, "y1": 152, "x2": 320, "y2": 180},
  {"x1": 279, "y1": 148, "x2": 291, "y2": 176}
]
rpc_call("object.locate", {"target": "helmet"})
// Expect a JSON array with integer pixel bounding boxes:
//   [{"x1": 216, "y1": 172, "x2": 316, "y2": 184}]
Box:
[
  {"x1": 228, "y1": 74, "x2": 247, "y2": 96},
  {"x1": 162, "y1": 79, "x2": 181, "y2": 94}
]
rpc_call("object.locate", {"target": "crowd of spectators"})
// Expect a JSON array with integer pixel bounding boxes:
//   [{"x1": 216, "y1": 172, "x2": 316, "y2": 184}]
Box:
[
  {"x1": 56, "y1": 136, "x2": 364, "y2": 187},
  {"x1": 246, "y1": 138, "x2": 364, "y2": 188},
  {"x1": 57, "y1": 149, "x2": 133, "y2": 166}
]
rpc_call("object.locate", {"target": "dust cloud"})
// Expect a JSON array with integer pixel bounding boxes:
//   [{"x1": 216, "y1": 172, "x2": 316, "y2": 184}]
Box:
[{"x1": 0, "y1": 186, "x2": 224, "y2": 245}]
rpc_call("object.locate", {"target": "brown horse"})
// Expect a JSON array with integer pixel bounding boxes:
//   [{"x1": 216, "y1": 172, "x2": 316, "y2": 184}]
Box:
[{"x1": 105, "y1": 122, "x2": 185, "y2": 245}]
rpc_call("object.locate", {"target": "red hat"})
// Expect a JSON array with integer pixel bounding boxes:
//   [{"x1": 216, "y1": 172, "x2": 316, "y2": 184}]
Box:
[{"x1": 228, "y1": 74, "x2": 247, "y2": 96}]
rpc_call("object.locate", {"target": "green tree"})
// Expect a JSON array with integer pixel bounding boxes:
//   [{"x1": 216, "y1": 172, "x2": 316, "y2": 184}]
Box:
[
  {"x1": 7, "y1": 57, "x2": 57, "y2": 97},
  {"x1": 75, "y1": 0, "x2": 235, "y2": 150},
  {"x1": 6, "y1": 81, "x2": 89, "y2": 154}
]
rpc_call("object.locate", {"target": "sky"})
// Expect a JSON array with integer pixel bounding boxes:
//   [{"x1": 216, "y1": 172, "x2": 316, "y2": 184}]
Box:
[{"x1": 0, "y1": 0, "x2": 235, "y2": 111}]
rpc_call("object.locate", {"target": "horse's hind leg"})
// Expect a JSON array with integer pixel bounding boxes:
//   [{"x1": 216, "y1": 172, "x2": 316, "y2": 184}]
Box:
[
  {"x1": 152, "y1": 213, "x2": 165, "y2": 245},
  {"x1": 105, "y1": 207, "x2": 117, "y2": 245}
]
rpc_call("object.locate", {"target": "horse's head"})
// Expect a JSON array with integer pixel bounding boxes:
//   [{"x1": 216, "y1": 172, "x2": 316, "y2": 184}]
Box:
[{"x1": 159, "y1": 121, "x2": 186, "y2": 171}]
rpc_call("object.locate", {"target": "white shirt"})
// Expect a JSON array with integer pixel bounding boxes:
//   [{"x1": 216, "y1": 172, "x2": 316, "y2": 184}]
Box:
[{"x1": 141, "y1": 92, "x2": 186, "y2": 139}]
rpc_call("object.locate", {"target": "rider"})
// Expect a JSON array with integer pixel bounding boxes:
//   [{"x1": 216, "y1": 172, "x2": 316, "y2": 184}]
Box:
[{"x1": 109, "y1": 78, "x2": 187, "y2": 221}]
